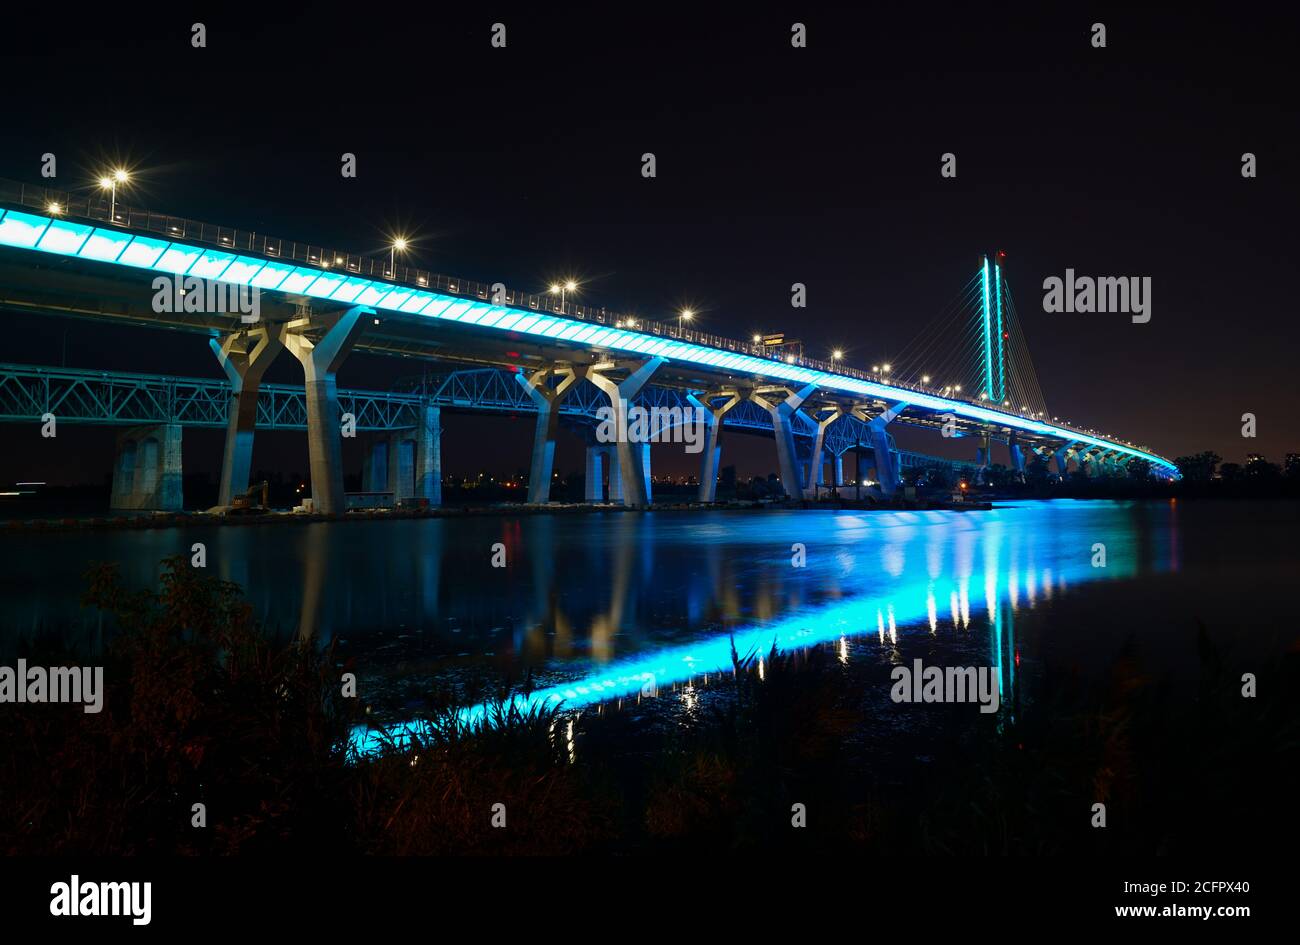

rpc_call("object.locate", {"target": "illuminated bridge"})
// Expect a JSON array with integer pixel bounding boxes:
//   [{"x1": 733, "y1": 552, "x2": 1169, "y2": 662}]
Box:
[
  {"x1": 0, "y1": 361, "x2": 979, "y2": 506},
  {"x1": 0, "y1": 178, "x2": 1178, "y2": 512}
]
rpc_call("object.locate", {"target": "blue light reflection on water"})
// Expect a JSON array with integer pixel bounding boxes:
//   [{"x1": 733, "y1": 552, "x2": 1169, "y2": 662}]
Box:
[
  {"x1": 346, "y1": 502, "x2": 1166, "y2": 755},
  {"x1": 0, "y1": 499, "x2": 1201, "y2": 755}
]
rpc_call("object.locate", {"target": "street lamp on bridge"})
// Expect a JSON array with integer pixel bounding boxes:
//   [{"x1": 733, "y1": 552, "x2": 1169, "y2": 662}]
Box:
[
  {"x1": 549, "y1": 280, "x2": 577, "y2": 313},
  {"x1": 678, "y1": 308, "x2": 694, "y2": 337},
  {"x1": 98, "y1": 168, "x2": 130, "y2": 223},
  {"x1": 389, "y1": 237, "x2": 409, "y2": 278}
]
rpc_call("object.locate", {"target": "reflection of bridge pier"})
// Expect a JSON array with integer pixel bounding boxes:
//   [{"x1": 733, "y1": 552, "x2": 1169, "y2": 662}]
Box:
[{"x1": 297, "y1": 523, "x2": 329, "y2": 642}]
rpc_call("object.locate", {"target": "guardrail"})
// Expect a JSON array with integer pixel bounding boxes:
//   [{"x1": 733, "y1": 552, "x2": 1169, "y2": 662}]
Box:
[{"x1": 0, "y1": 177, "x2": 1149, "y2": 455}]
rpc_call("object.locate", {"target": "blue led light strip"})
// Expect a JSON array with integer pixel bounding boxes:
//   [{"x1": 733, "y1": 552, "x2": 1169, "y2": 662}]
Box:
[
  {"x1": 981, "y1": 257, "x2": 994, "y2": 401},
  {"x1": 0, "y1": 206, "x2": 1179, "y2": 474}
]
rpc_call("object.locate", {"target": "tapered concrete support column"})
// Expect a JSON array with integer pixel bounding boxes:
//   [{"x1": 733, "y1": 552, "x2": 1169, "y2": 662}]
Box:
[
  {"x1": 803, "y1": 406, "x2": 842, "y2": 498},
  {"x1": 1053, "y1": 443, "x2": 1077, "y2": 476},
  {"x1": 751, "y1": 383, "x2": 818, "y2": 499},
  {"x1": 866, "y1": 402, "x2": 908, "y2": 497},
  {"x1": 588, "y1": 358, "x2": 665, "y2": 508},
  {"x1": 283, "y1": 305, "x2": 371, "y2": 514},
  {"x1": 416, "y1": 404, "x2": 442, "y2": 505},
  {"x1": 974, "y1": 434, "x2": 991, "y2": 484},
  {"x1": 1078, "y1": 449, "x2": 1099, "y2": 477},
  {"x1": 1008, "y1": 434, "x2": 1026, "y2": 480},
  {"x1": 850, "y1": 401, "x2": 908, "y2": 497},
  {"x1": 686, "y1": 390, "x2": 741, "y2": 503},
  {"x1": 833, "y1": 452, "x2": 845, "y2": 488},
  {"x1": 210, "y1": 323, "x2": 283, "y2": 506},
  {"x1": 517, "y1": 365, "x2": 582, "y2": 504},
  {"x1": 111, "y1": 423, "x2": 183, "y2": 511}
]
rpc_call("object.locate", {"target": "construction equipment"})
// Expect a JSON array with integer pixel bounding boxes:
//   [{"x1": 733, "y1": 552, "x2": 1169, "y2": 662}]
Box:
[{"x1": 230, "y1": 480, "x2": 270, "y2": 515}]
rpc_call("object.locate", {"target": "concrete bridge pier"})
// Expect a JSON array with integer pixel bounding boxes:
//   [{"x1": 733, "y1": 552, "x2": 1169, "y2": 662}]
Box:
[
  {"x1": 583, "y1": 440, "x2": 626, "y2": 503},
  {"x1": 210, "y1": 322, "x2": 283, "y2": 506},
  {"x1": 111, "y1": 423, "x2": 183, "y2": 511},
  {"x1": 584, "y1": 443, "x2": 607, "y2": 502},
  {"x1": 833, "y1": 451, "x2": 845, "y2": 488},
  {"x1": 415, "y1": 404, "x2": 442, "y2": 505},
  {"x1": 588, "y1": 358, "x2": 664, "y2": 508},
  {"x1": 975, "y1": 434, "x2": 991, "y2": 484},
  {"x1": 607, "y1": 447, "x2": 624, "y2": 503},
  {"x1": 517, "y1": 364, "x2": 582, "y2": 504},
  {"x1": 1008, "y1": 434, "x2": 1026, "y2": 481},
  {"x1": 1053, "y1": 442, "x2": 1077, "y2": 477},
  {"x1": 283, "y1": 305, "x2": 372, "y2": 514},
  {"x1": 363, "y1": 422, "x2": 437, "y2": 504},
  {"x1": 803, "y1": 406, "x2": 842, "y2": 498},
  {"x1": 687, "y1": 390, "x2": 741, "y2": 503},
  {"x1": 751, "y1": 383, "x2": 818, "y2": 499},
  {"x1": 855, "y1": 401, "x2": 908, "y2": 497},
  {"x1": 362, "y1": 436, "x2": 390, "y2": 493}
]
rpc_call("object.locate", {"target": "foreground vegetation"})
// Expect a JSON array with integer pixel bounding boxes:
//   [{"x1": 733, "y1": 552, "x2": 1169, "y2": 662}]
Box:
[{"x1": 2, "y1": 558, "x2": 1295, "y2": 854}]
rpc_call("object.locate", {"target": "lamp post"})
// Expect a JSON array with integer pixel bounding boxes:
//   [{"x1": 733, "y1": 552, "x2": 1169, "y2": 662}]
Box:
[
  {"x1": 390, "y1": 237, "x2": 408, "y2": 278},
  {"x1": 98, "y1": 168, "x2": 129, "y2": 222},
  {"x1": 678, "y1": 308, "x2": 694, "y2": 337},
  {"x1": 549, "y1": 280, "x2": 577, "y2": 314}
]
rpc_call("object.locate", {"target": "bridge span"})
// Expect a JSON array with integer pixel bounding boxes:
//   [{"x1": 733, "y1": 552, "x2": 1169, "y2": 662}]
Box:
[
  {"x1": 0, "y1": 178, "x2": 1178, "y2": 512},
  {"x1": 0, "y1": 361, "x2": 982, "y2": 510}
]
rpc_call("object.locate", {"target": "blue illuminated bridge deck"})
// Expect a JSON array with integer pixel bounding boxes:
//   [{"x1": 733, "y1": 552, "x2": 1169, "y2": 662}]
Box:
[{"x1": 0, "y1": 178, "x2": 1178, "y2": 476}]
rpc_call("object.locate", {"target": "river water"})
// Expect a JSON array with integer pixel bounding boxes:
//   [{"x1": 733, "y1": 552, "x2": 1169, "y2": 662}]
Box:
[{"x1": 2, "y1": 500, "x2": 1294, "y2": 729}]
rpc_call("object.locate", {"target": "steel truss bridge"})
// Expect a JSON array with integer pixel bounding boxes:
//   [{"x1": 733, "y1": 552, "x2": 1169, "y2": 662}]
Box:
[{"x1": 0, "y1": 361, "x2": 975, "y2": 476}]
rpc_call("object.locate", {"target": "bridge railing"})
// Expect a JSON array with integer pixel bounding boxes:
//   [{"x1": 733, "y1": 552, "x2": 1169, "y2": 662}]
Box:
[
  {"x1": 0, "y1": 178, "x2": 876, "y2": 376},
  {"x1": 0, "y1": 178, "x2": 1148, "y2": 454}
]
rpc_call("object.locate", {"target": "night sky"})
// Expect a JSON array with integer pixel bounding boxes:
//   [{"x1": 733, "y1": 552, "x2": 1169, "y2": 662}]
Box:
[{"x1": 1, "y1": 5, "x2": 1296, "y2": 487}]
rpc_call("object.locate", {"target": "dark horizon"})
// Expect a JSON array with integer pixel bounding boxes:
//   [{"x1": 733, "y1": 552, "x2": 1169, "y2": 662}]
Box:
[{"x1": 1, "y1": 5, "x2": 1296, "y2": 487}]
